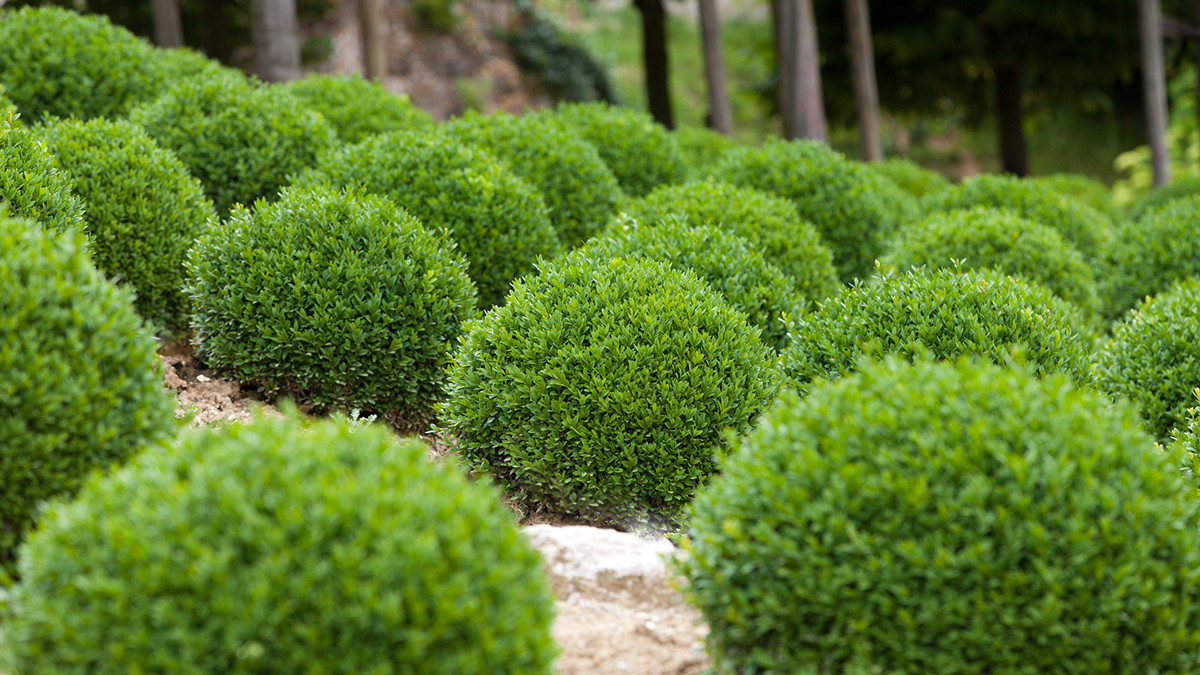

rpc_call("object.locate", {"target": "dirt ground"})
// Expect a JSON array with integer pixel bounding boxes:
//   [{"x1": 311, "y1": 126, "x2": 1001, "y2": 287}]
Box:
[{"x1": 155, "y1": 350, "x2": 713, "y2": 675}]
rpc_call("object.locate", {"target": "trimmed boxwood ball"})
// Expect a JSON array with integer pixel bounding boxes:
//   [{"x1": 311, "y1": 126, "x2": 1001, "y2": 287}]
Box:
[
  {"x1": 0, "y1": 216, "x2": 175, "y2": 578},
  {"x1": 39, "y1": 118, "x2": 215, "y2": 330},
  {"x1": 582, "y1": 216, "x2": 799, "y2": 352},
  {"x1": 0, "y1": 85, "x2": 14, "y2": 119},
  {"x1": 439, "y1": 251, "x2": 780, "y2": 528},
  {"x1": 295, "y1": 131, "x2": 560, "y2": 307},
  {"x1": 539, "y1": 101, "x2": 688, "y2": 197},
  {"x1": 0, "y1": 6, "x2": 167, "y2": 121},
  {"x1": 882, "y1": 206, "x2": 1100, "y2": 315},
  {"x1": 1177, "y1": 389, "x2": 1200, "y2": 496},
  {"x1": 671, "y1": 125, "x2": 738, "y2": 175},
  {"x1": 784, "y1": 267, "x2": 1095, "y2": 394},
  {"x1": 1130, "y1": 175, "x2": 1200, "y2": 221},
  {"x1": 1095, "y1": 277, "x2": 1200, "y2": 441},
  {"x1": 129, "y1": 73, "x2": 336, "y2": 216},
  {"x1": 187, "y1": 186, "x2": 477, "y2": 428},
  {"x1": 869, "y1": 157, "x2": 952, "y2": 200},
  {"x1": 0, "y1": 110, "x2": 86, "y2": 237},
  {"x1": 708, "y1": 138, "x2": 902, "y2": 282},
  {"x1": 1032, "y1": 173, "x2": 1122, "y2": 226},
  {"x1": 1097, "y1": 194, "x2": 1200, "y2": 321},
  {"x1": 281, "y1": 73, "x2": 435, "y2": 145},
  {"x1": 443, "y1": 110, "x2": 624, "y2": 249},
  {"x1": 623, "y1": 181, "x2": 839, "y2": 308},
  {"x1": 2, "y1": 413, "x2": 558, "y2": 674},
  {"x1": 678, "y1": 357, "x2": 1200, "y2": 674},
  {"x1": 923, "y1": 173, "x2": 1112, "y2": 260}
]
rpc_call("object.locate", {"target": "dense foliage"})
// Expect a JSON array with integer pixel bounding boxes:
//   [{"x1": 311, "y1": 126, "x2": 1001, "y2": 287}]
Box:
[
  {"x1": 443, "y1": 111, "x2": 624, "y2": 248},
  {"x1": 0, "y1": 6, "x2": 166, "y2": 121},
  {"x1": 671, "y1": 125, "x2": 738, "y2": 176},
  {"x1": 1097, "y1": 194, "x2": 1200, "y2": 321},
  {"x1": 1130, "y1": 175, "x2": 1200, "y2": 221},
  {"x1": 540, "y1": 102, "x2": 687, "y2": 197},
  {"x1": 923, "y1": 173, "x2": 1111, "y2": 260},
  {"x1": 709, "y1": 138, "x2": 902, "y2": 282},
  {"x1": 0, "y1": 216, "x2": 175, "y2": 578},
  {"x1": 295, "y1": 131, "x2": 559, "y2": 307},
  {"x1": 869, "y1": 157, "x2": 952, "y2": 199},
  {"x1": 439, "y1": 251, "x2": 780, "y2": 528},
  {"x1": 623, "y1": 181, "x2": 839, "y2": 307},
  {"x1": 187, "y1": 187, "x2": 477, "y2": 428},
  {"x1": 883, "y1": 206, "x2": 1100, "y2": 314},
  {"x1": 508, "y1": 0, "x2": 620, "y2": 104},
  {"x1": 784, "y1": 267, "x2": 1095, "y2": 394},
  {"x1": 583, "y1": 217, "x2": 799, "y2": 352},
  {"x1": 0, "y1": 109, "x2": 86, "y2": 237},
  {"x1": 40, "y1": 118, "x2": 215, "y2": 329},
  {"x1": 1032, "y1": 173, "x2": 1122, "y2": 225},
  {"x1": 2, "y1": 413, "x2": 558, "y2": 673},
  {"x1": 281, "y1": 74, "x2": 435, "y2": 146},
  {"x1": 130, "y1": 73, "x2": 337, "y2": 216},
  {"x1": 1095, "y1": 277, "x2": 1200, "y2": 441},
  {"x1": 679, "y1": 358, "x2": 1200, "y2": 674}
]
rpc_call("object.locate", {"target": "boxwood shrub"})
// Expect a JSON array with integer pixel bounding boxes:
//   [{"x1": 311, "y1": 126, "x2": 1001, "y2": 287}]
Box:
[
  {"x1": 869, "y1": 157, "x2": 952, "y2": 200},
  {"x1": 281, "y1": 74, "x2": 435, "y2": 145},
  {"x1": 1095, "y1": 277, "x2": 1200, "y2": 441},
  {"x1": 671, "y1": 125, "x2": 737, "y2": 176},
  {"x1": 678, "y1": 357, "x2": 1200, "y2": 674},
  {"x1": 443, "y1": 110, "x2": 624, "y2": 249},
  {"x1": 2, "y1": 413, "x2": 557, "y2": 673},
  {"x1": 1176, "y1": 389, "x2": 1200, "y2": 495},
  {"x1": 784, "y1": 267, "x2": 1095, "y2": 394},
  {"x1": 0, "y1": 6, "x2": 167, "y2": 121},
  {"x1": 187, "y1": 186, "x2": 477, "y2": 429},
  {"x1": 1130, "y1": 176, "x2": 1200, "y2": 221},
  {"x1": 438, "y1": 251, "x2": 780, "y2": 528},
  {"x1": 1032, "y1": 173, "x2": 1122, "y2": 226},
  {"x1": 883, "y1": 206, "x2": 1100, "y2": 315},
  {"x1": 539, "y1": 102, "x2": 687, "y2": 197},
  {"x1": 0, "y1": 216, "x2": 175, "y2": 579},
  {"x1": 923, "y1": 173, "x2": 1111, "y2": 260},
  {"x1": 582, "y1": 216, "x2": 799, "y2": 352},
  {"x1": 708, "y1": 138, "x2": 903, "y2": 282},
  {"x1": 0, "y1": 109, "x2": 86, "y2": 237},
  {"x1": 0, "y1": 85, "x2": 14, "y2": 119},
  {"x1": 129, "y1": 73, "x2": 337, "y2": 216},
  {"x1": 295, "y1": 132, "x2": 559, "y2": 307},
  {"x1": 623, "y1": 181, "x2": 838, "y2": 308},
  {"x1": 40, "y1": 118, "x2": 215, "y2": 330},
  {"x1": 1097, "y1": 194, "x2": 1200, "y2": 321}
]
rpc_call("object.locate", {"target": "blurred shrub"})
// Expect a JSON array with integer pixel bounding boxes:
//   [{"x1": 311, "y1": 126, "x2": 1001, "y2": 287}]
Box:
[
  {"x1": 1130, "y1": 176, "x2": 1200, "y2": 222},
  {"x1": 282, "y1": 74, "x2": 435, "y2": 146},
  {"x1": 870, "y1": 157, "x2": 952, "y2": 200},
  {"x1": 671, "y1": 125, "x2": 737, "y2": 176},
  {"x1": 1096, "y1": 194, "x2": 1200, "y2": 321},
  {"x1": 1032, "y1": 173, "x2": 1122, "y2": 226},
  {"x1": 507, "y1": 0, "x2": 619, "y2": 104}
]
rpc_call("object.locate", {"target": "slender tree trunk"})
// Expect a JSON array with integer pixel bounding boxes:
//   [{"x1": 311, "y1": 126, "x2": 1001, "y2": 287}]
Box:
[
  {"x1": 634, "y1": 0, "x2": 674, "y2": 129},
  {"x1": 249, "y1": 0, "x2": 302, "y2": 83},
  {"x1": 1193, "y1": 1, "x2": 1200, "y2": 173},
  {"x1": 993, "y1": 61, "x2": 1028, "y2": 176},
  {"x1": 775, "y1": 0, "x2": 801, "y2": 138},
  {"x1": 698, "y1": 0, "x2": 733, "y2": 135},
  {"x1": 151, "y1": 0, "x2": 185, "y2": 48},
  {"x1": 796, "y1": 0, "x2": 827, "y2": 140},
  {"x1": 359, "y1": 0, "x2": 387, "y2": 81},
  {"x1": 1140, "y1": 0, "x2": 1170, "y2": 185},
  {"x1": 844, "y1": 0, "x2": 881, "y2": 160}
]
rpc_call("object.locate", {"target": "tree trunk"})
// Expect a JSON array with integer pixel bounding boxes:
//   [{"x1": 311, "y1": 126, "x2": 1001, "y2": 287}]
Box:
[
  {"x1": 796, "y1": 0, "x2": 827, "y2": 141},
  {"x1": 697, "y1": 0, "x2": 733, "y2": 135},
  {"x1": 1194, "y1": 0, "x2": 1200, "y2": 173},
  {"x1": 844, "y1": 0, "x2": 881, "y2": 160},
  {"x1": 249, "y1": 0, "x2": 302, "y2": 83},
  {"x1": 151, "y1": 0, "x2": 184, "y2": 48},
  {"x1": 775, "y1": 0, "x2": 801, "y2": 138},
  {"x1": 1140, "y1": 0, "x2": 1170, "y2": 185},
  {"x1": 634, "y1": 0, "x2": 674, "y2": 129},
  {"x1": 203, "y1": 0, "x2": 232, "y2": 64},
  {"x1": 359, "y1": 0, "x2": 387, "y2": 81},
  {"x1": 993, "y1": 61, "x2": 1028, "y2": 176}
]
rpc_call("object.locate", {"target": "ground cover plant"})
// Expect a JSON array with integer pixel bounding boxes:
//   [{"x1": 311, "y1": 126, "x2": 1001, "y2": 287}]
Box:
[
  {"x1": 0, "y1": 109, "x2": 86, "y2": 237},
  {"x1": 281, "y1": 73, "x2": 436, "y2": 145},
  {"x1": 295, "y1": 131, "x2": 560, "y2": 307},
  {"x1": 2, "y1": 413, "x2": 558, "y2": 673},
  {"x1": 0, "y1": 6, "x2": 167, "y2": 121},
  {"x1": 1095, "y1": 277, "x2": 1200, "y2": 441},
  {"x1": 582, "y1": 216, "x2": 799, "y2": 352},
  {"x1": 443, "y1": 110, "x2": 624, "y2": 249},
  {"x1": 679, "y1": 357, "x2": 1200, "y2": 674},
  {"x1": 784, "y1": 267, "x2": 1096, "y2": 394},
  {"x1": 0, "y1": 215, "x2": 175, "y2": 579},
  {"x1": 1097, "y1": 194, "x2": 1200, "y2": 321},
  {"x1": 708, "y1": 138, "x2": 903, "y2": 282},
  {"x1": 130, "y1": 72, "x2": 336, "y2": 216},
  {"x1": 187, "y1": 186, "x2": 477, "y2": 429},
  {"x1": 40, "y1": 117, "x2": 215, "y2": 330},
  {"x1": 539, "y1": 101, "x2": 688, "y2": 197},
  {"x1": 622, "y1": 180, "x2": 839, "y2": 308},
  {"x1": 439, "y1": 250, "x2": 780, "y2": 529},
  {"x1": 882, "y1": 206, "x2": 1100, "y2": 315}
]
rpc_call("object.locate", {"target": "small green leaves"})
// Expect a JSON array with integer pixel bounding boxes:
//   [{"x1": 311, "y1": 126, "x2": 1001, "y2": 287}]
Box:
[{"x1": 280, "y1": 74, "x2": 435, "y2": 146}]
